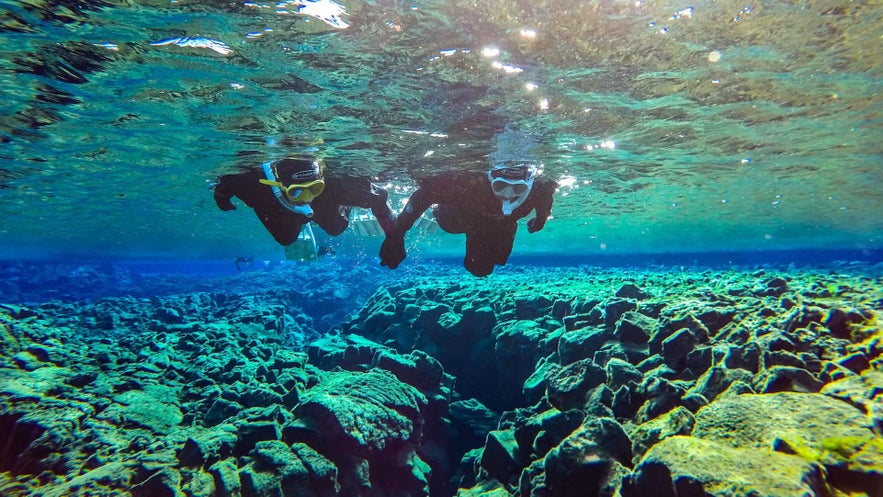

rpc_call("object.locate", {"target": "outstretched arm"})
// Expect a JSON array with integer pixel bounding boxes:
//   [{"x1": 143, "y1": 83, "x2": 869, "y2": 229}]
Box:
[
  {"x1": 364, "y1": 183, "x2": 397, "y2": 238},
  {"x1": 527, "y1": 179, "x2": 557, "y2": 233},
  {"x1": 212, "y1": 176, "x2": 238, "y2": 211},
  {"x1": 380, "y1": 184, "x2": 437, "y2": 269},
  {"x1": 212, "y1": 171, "x2": 268, "y2": 211},
  {"x1": 394, "y1": 186, "x2": 435, "y2": 234}
]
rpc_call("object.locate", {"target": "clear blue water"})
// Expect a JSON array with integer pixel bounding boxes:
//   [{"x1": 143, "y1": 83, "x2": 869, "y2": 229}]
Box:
[{"x1": 0, "y1": 0, "x2": 880, "y2": 263}]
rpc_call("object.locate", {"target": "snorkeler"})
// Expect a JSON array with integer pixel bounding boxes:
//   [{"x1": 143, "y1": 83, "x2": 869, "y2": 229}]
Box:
[
  {"x1": 211, "y1": 157, "x2": 399, "y2": 253},
  {"x1": 380, "y1": 163, "x2": 557, "y2": 276}
]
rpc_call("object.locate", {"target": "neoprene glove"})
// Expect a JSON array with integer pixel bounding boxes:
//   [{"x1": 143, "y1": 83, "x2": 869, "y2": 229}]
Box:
[
  {"x1": 527, "y1": 217, "x2": 545, "y2": 233},
  {"x1": 379, "y1": 235, "x2": 406, "y2": 269},
  {"x1": 214, "y1": 190, "x2": 236, "y2": 211}
]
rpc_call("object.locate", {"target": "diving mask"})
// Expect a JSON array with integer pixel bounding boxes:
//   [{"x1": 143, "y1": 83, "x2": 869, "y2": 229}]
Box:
[
  {"x1": 259, "y1": 178, "x2": 325, "y2": 203},
  {"x1": 260, "y1": 159, "x2": 326, "y2": 204},
  {"x1": 488, "y1": 164, "x2": 536, "y2": 215}
]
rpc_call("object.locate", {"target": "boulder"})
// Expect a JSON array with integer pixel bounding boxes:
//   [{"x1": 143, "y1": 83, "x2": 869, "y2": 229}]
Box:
[
  {"x1": 98, "y1": 388, "x2": 182, "y2": 434},
  {"x1": 558, "y1": 328, "x2": 612, "y2": 365},
  {"x1": 239, "y1": 440, "x2": 339, "y2": 497},
  {"x1": 629, "y1": 406, "x2": 695, "y2": 463},
  {"x1": 621, "y1": 436, "x2": 829, "y2": 497},
  {"x1": 177, "y1": 425, "x2": 238, "y2": 467},
  {"x1": 208, "y1": 459, "x2": 241, "y2": 497},
  {"x1": 821, "y1": 370, "x2": 883, "y2": 431},
  {"x1": 512, "y1": 408, "x2": 583, "y2": 461},
  {"x1": 754, "y1": 366, "x2": 824, "y2": 393},
  {"x1": 546, "y1": 358, "x2": 606, "y2": 411},
  {"x1": 684, "y1": 366, "x2": 755, "y2": 402},
  {"x1": 480, "y1": 429, "x2": 521, "y2": 483},
  {"x1": 693, "y1": 391, "x2": 881, "y2": 491},
  {"x1": 615, "y1": 284, "x2": 649, "y2": 300},
  {"x1": 293, "y1": 369, "x2": 427, "y2": 453},
  {"x1": 605, "y1": 358, "x2": 643, "y2": 391},
  {"x1": 614, "y1": 311, "x2": 655, "y2": 343},
  {"x1": 539, "y1": 417, "x2": 632, "y2": 497}
]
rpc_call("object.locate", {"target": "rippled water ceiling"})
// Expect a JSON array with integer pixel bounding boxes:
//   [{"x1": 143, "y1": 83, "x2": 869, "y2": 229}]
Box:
[{"x1": 0, "y1": 0, "x2": 880, "y2": 259}]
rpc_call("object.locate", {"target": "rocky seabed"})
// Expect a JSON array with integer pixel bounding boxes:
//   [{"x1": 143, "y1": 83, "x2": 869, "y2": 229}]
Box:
[{"x1": 0, "y1": 264, "x2": 881, "y2": 497}]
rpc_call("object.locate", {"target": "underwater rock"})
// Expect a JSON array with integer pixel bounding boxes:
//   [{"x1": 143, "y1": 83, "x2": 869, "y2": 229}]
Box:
[
  {"x1": 480, "y1": 428, "x2": 521, "y2": 484},
  {"x1": 514, "y1": 295, "x2": 553, "y2": 320},
  {"x1": 614, "y1": 283, "x2": 649, "y2": 300},
  {"x1": 177, "y1": 425, "x2": 238, "y2": 467},
  {"x1": 660, "y1": 328, "x2": 700, "y2": 371},
  {"x1": 628, "y1": 406, "x2": 695, "y2": 463},
  {"x1": 239, "y1": 440, "x2": 339, "y2": 497},
  {"x1": 651, "y1": 312, "x2": 710, "y2": 353},
  {"x1": 834, "y1": 351, "x2": 870, "y2": 374},
  {"x1": 754, "y1": 365, "x2": 824, "y2": 393},
  {"x1": 233, "y1": 421, "x2": 280, "y2": 456},
  {"x1": 295, "y1": 368, "x2": 425, "y2": 445},
  {"x1": 634, "y1": 376, "x2": 686, "y2": 424},
  {"x1": 512, "y1": 407, "x2": 583, "y2": 462},
  {"x1": 449, "y1": 398, "x2": 499, "y2": 444},
  {"x1": 132, "y1": 467, "x2": 185, "y2": 497},
  {"x1": 209, "y1": 459, "x2": 241, "y2": 497},
  {"x1": 98, "y1": 389, "x2": 183, "y2": 434},
  {"x1": 605, "y1": 358, "x2": 643, "y2": 391},
  {"x1": 493, "y1": 320, "x2": 553, "y2": 407},
  {"x1": 684, "y1": 366, "x2": 755, "y2": 403},
  {"x1": 692, "y1": 391, "x2": 882, "y2": 490},
  {"x1": 693, "y1": 392, "x2": 873, "y2": 445},
  {"x1": 522, "y1": 356, "x2": 559, "y2": 405},
  {"x1": 602, "y1": 298, "x2": 638, "y2": 328},
  {"x1": 614, "y1": 310, "x2": 655, "y2": 343},
  {"x1": 546, "y1": 358, "x2": 606, "y2": 411},
  {"x1": 558, "y1": 327, "x2": 612, "y2": 365},
  {"x1": 204, "y1": 398, "x2": 244, "y2": 426},
  {"x1": 536, "y1": 417, "x2": 632, "y2": 497},
  {"x1": 821, "y1": 370, "x2": 883, "y2": 430},
  {"x1": 621, "y1": 435, "x2": 829, "y2": 497},
  {"x1": 375, "y1": 349, "x2": 451, "y2": 400},
  {"x1": 307, "y1": 333, "x2": 387, "y2": 371}
]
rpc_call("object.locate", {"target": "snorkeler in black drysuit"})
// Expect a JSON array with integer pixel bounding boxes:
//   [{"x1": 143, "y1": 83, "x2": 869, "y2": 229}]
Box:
[
  {"x1": 211, "y1": 158, "x2": 399, "y2": 253},
  {"x1": 380, "y1": 163, "x2": 556, "y2": 276}
]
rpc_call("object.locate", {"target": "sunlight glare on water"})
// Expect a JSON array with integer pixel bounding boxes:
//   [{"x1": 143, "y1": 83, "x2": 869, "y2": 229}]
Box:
[{"x1": 0, "y1": 0, "x2": 879, "y2": 259}]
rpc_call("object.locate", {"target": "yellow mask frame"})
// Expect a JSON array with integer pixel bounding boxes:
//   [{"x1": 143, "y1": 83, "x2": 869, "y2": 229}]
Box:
[{"x1": 259, "y1": 178, "x2": 326, "y2": 204}]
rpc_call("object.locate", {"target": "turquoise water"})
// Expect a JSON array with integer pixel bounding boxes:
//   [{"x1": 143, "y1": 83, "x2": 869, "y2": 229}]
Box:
[
  {"x1": 0, "y1": 0, "x2": 880, "y2": 261},
  {"x1": 1, "y1": 3, "x2": 883, "y2": 495}
]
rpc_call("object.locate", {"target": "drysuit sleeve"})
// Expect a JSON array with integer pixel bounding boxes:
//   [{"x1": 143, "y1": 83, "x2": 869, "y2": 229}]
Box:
[
  {"x1": 212, "y1": 176, "x2": 238, "y2": 211},
  {"x1": 212, "y1": 171, "x2": 268, "y2": 211},
  {"x1": 527, "y1": 179, "x2": 557, "y2": 233},
  {"x1": 360, "y1": 183, "x2": 397, "y2": 238},
  {"x1": 379, "y1": 180, "x2": 444, "y2": 269}
]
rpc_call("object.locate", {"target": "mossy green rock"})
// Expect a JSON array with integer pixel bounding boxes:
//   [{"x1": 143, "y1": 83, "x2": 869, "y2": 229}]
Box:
[
  {"x1": 240, "y1": 440, "x2": 339, "y2": 497},
  {"x1": 99, "y1": 389, "x2": 183, "y2": 434},
  {"x1": 621, "y1": 436, "x2": 829, "y2": 497},
  {"x1": 821, "y1": 369, "x2": 883, "y2": 425},
  {"x1": 629, "y1": 406, "x2": 695, "y2": 463},
  {"x1": 294, "y1": 369, "x2": 427, "y2": 452},
  {"x1": 693, "y1": 392, "x2": 874, "y2": 467}
]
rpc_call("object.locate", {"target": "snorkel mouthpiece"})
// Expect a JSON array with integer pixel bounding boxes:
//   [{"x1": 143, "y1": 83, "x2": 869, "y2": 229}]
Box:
[{"x1": 292, "y1": 204, "x2": 314, "y2": 217}]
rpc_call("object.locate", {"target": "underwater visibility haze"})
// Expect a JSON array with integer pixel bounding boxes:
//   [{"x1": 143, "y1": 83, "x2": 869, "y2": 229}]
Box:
[{"x1": 1, "y1": 0, "x2": 882, "y2": 496}]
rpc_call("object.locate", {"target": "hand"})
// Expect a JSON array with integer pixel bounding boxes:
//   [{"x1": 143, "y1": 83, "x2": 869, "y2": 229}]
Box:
[
  {"x1": 527, "y1": 217, "x2": 545, "y2": 233},
  {"x1": 214, "y1": 191, "x2": 236, "y2": 211},
  {"x1": 379, "y1": 235, "x2": 406, "y2": 269}
]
